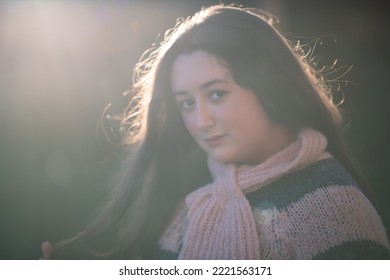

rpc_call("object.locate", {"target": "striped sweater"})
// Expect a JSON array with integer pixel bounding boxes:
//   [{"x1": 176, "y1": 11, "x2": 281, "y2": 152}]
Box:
[{"x1": 154, "y1": 130, "x2": 390, "y2": 259}]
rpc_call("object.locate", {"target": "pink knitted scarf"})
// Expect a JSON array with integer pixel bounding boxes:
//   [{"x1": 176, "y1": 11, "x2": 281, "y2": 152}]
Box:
[{"x1": 178, "y1": 128, "x2": 330, "y2": 259}]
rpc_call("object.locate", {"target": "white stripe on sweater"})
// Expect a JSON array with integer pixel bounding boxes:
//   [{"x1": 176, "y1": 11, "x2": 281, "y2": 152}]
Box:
[{"x1": 253, "y1": 185, "x2": 389, "y2": 259}]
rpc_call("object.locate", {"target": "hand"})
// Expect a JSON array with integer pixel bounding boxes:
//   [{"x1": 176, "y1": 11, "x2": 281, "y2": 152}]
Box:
[{"x1": 41, "y1": 241, "x2": 54, "y2": 260}]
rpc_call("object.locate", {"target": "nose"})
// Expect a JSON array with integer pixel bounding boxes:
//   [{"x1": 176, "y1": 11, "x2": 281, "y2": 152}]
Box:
[{"x1": 194, "y1": 102, "x2": 214, "y2": 130}]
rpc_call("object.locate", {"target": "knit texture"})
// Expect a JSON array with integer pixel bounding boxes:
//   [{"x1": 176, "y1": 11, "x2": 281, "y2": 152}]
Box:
[{"x1": 155, "y1": 129, "x2": 390, "y2": 259}]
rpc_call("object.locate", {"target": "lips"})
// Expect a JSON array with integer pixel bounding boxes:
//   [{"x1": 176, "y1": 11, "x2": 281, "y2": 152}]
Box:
[{"x1": 204, "y1": 135, "x2": 225, "y2": 148}]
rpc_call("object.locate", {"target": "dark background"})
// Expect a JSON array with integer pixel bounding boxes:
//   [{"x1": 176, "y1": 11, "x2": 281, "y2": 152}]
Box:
[{"x1": 1, "y1": 0, "x2": 389, "y2": 259}]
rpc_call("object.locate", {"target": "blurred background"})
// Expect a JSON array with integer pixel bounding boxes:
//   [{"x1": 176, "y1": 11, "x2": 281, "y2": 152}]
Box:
[{"x1": 0, "y1": 0, "x2": 389, "y2": 259}]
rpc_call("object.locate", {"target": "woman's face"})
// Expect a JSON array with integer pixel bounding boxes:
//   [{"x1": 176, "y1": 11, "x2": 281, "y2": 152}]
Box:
[{"x1": 171, "y1": 50, "x2": 294, "y2": 165}]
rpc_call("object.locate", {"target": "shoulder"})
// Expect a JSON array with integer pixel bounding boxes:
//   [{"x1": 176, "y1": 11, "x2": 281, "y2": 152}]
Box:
[
  {"x1": 246, "y1": 157, "x2": 358, "y2": 209},
  {"x1": 247, "y1": 158, "x2": 390, "y2": 259}
]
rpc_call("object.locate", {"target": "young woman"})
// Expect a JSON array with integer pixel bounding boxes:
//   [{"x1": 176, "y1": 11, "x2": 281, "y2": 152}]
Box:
[{"x1": 43, "y1": 4, "x2": 390, "y2": 259}]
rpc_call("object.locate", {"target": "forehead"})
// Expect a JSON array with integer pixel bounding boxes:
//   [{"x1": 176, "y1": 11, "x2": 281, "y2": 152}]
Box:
[{"x1": 170, "y1": 50, "x2": 231, "y2": 92}]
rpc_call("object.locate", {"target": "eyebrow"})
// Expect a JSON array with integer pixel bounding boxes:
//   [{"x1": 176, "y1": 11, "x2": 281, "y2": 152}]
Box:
[{"x1": 173, "y1": 79, "x2": 229, "y2": 96}]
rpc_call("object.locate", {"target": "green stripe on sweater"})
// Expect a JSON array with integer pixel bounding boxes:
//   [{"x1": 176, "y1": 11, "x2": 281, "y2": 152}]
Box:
[
  {"x1": 314, "y1": 240, "x2": 390, "y2": 260},
  {"x1": 246, "y1": 158, "x2": 359, "y2": 210}
]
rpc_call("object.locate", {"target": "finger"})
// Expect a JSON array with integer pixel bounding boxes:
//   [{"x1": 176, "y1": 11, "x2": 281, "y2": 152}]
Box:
[{"x1": 41, "y1": 241, "x2": 54, "y2": 260}]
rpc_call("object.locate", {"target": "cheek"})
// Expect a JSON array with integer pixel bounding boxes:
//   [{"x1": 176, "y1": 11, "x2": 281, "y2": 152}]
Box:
[
  {"x1": 225, "y1": 108, "x2": 267, "y2": 142},
  {"x1": 220, "y1": 108, "x2": 250, "y2": 132},
  {"x1": 181, "y1": 114, "x2": 198, "y2": 138}
]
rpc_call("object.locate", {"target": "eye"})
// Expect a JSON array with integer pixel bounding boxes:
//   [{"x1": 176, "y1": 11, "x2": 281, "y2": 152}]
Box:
[
  {"x1": 179, "y1": 98, "x2": 195, "y2": 111},
  {"x1": 209, "y1": 91, "x2": 227, "y2": 100}
]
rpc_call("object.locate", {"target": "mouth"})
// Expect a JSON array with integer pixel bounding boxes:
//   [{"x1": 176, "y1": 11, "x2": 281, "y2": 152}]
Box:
[{"x1": 204, "y1": 135, "x2": 225, "y2": 148}]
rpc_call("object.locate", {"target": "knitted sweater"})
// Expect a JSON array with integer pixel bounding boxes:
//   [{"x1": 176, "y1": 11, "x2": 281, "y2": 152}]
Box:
[{"x1": 153, "y1": 130, "x2": 390, "y2": 259}]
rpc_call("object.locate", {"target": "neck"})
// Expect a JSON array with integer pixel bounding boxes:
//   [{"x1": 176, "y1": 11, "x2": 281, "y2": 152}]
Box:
[{"x1": 242, "y1": 126, "x2": 297, "y2": 167}]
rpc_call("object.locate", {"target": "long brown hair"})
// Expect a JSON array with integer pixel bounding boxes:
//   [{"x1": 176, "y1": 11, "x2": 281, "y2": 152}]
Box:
[{"x1": 53, "y1": 4, "x2": 370, "y2": 259}]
